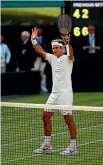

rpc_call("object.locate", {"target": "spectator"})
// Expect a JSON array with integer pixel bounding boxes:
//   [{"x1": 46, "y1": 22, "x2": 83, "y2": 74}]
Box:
[
  {"x1": 32, "y1": 28, "x2": 48, "y2": 93},
  {"x1": 16, "y1": 31, "x2": 34, "y2": 71},
  {"x1": 81, "y1": 25, "x2": 101, "y2": 72},
  {"x1": 83, "y1": 25, "x2": 100, "y2": 54},
  {"x1": 0, "y1": 34, "x2": 11, "y2": 73}
]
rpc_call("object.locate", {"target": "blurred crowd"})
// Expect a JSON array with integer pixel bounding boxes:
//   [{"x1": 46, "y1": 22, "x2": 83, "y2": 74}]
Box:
[
  {"x1": 1, "y1": 28, "x2": 50, "y2": 93},
  {"x1": 1, "y1": 24, "x2": 103, "y2": 93}
]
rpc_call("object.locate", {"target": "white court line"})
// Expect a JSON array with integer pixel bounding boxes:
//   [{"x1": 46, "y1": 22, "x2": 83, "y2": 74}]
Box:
[
  {"x1": 2, "y1": 139, "x2": 103, "y2": 164},
  {"x1": 3, "y1": 124, "x2": 103, "y2": 146}
]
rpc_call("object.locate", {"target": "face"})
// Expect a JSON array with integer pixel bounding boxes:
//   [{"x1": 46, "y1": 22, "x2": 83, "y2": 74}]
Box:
[
  {"x1": 88, "y1": 25, "x2": 95, "y2": 34},
  {"x1": 21, "y1": 35, "x2": 28, "y2": 41},
  {"x1": 37, "y1": 29, "x2": 42, "y2": 36},
  {"x1": 52, "y1": 45, "x2": 64, "y2": 57}
]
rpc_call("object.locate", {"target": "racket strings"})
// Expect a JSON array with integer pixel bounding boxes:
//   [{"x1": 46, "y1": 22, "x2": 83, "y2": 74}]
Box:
[{"x1": 58, "y1": 14, "x2": 72, "y2": 35}]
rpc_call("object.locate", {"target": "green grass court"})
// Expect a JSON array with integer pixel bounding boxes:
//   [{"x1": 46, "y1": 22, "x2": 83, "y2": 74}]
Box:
[{"x1": 1, "y1": 93, "x2": 103, "y2": 165}]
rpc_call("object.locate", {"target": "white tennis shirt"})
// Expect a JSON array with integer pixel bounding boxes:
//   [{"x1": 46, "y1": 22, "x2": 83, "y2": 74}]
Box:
[{"x1": 46, "y1": 53, "x2": 73, "y2": 93}]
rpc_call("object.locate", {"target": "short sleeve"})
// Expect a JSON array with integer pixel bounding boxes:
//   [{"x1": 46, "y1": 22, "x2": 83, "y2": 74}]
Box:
[{"x1": 45, "y1": 53, "x2": 56, "y2": 64}]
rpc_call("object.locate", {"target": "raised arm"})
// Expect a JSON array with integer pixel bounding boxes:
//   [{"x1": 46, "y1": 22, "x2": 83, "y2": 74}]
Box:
[
  {"x1": 68, "y1": 45, "x2": 73, "y2": 60},
  {"x1": 62, "y1": 34, "x2": 74, "y2": 60},
  {"x1": 31, "y1": 27, "x2": 46, "y2": 59}
]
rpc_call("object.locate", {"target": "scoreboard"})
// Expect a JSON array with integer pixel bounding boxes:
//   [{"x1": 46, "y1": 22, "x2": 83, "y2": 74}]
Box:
[{"x1": 65, "y1": 1, "x2": 103, "y2": 37}]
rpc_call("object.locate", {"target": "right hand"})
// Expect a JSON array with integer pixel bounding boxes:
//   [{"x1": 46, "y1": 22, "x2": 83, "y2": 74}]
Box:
[
  {"x1": 61, "y1": 34, "x2": 71, "y2": 45},
  {"x1": 31, "y1": 27, "x2": 38, "y2": 40}
]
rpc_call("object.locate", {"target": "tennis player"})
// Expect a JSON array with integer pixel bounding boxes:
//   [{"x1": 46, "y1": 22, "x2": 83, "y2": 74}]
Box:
[{"x1": 31, "y1": 27, "x2": 77, "y2": 155}]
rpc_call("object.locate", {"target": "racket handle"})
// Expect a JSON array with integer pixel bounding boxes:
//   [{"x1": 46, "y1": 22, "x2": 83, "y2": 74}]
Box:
[{"x1": 66, "y1": 44, "x2": 70, "y2": 57}]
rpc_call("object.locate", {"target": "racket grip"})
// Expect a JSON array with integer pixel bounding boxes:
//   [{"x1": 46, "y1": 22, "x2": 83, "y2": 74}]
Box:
[{"x1": 66, "y1": 44, "x2": 70, "y2": 57}]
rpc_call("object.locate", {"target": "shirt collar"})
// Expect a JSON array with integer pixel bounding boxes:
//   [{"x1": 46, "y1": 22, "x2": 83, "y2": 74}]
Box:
[
  {"x1": 89, "y1": 33, "x2": 95, "y2": 37},
  {"x1": 23, "y1": 38, "x2": 29, "y2": 44}
]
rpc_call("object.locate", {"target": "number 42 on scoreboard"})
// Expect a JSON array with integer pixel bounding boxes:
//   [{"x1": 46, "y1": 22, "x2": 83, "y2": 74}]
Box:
[{"x1": 73, "y1": 9, "x2": 89, "y2": 19}]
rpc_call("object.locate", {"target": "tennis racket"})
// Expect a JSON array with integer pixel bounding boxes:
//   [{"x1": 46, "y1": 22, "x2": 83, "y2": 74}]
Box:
[
  {"x1": 57, "y1": 14, "x2": 72, "y2": 56},
  {"x1": 57, "y1": 14, "x2": 72, "y2": 36}
]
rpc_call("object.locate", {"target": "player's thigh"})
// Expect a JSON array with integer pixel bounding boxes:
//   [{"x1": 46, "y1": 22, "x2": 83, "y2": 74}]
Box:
[
  {"x1": 46, "y1": 93, "x2": 58, "y2": 105},
  {"x1": 58, "y1": 92, "x2": 73, "y2": 115},
  {"x1": 58, "y1": 92, "x2": 73, "y2": 105},
  {"x1": 44, "y1": 93, "x2": 57, "y2": 112}
]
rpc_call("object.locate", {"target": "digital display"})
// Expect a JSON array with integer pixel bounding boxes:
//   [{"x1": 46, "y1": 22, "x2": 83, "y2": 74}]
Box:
[{"x1": 72, "y1": 1, "x2": 103, "y2": 37}]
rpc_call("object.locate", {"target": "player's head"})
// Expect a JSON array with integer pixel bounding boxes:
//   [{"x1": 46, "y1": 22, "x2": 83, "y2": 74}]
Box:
[
  {"x1": 51, "y1": 39, "x2": 64, "y2": 57},
  {"x1": 21, "y1": 31, "x2": 30, "y2": 41},
  {"x1": 88, "y1": 25, "x2": 96, "y2": 34}
]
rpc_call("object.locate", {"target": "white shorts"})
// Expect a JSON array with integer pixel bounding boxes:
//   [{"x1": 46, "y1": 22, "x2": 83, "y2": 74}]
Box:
[{"x1": 45, "y1": 92, "x2": 73, "y2": 115}]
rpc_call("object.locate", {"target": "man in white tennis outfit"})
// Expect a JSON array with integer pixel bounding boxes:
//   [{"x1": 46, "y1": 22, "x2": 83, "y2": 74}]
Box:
[{"x1": 31, "y1": 27, "x2": 77, "y2": 155}]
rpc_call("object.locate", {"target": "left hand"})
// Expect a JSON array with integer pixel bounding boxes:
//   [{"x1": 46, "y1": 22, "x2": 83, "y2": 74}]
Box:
[
  {"x1": 31, "y1": 27, "x2": 38, "y2": 40},
  {"x1": 61, "y1": 34, "x2": 70, "y2": 45},
  {"x1": 94, "y1": 46, "x2": 100, "y2": 50}
]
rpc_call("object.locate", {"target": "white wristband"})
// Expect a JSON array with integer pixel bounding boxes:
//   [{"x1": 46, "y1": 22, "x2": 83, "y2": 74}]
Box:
[
  {"x1": 66, "y1": 44, "x2": 70, "y2": 57},
  {"x1": 31, "y1": 39, "x2": 37, "y2": 45}
]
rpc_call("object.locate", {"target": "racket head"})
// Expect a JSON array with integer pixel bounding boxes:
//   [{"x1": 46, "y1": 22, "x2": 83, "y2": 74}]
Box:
[{"x1": 57, "y1": 14, "x2": 72, "y2": 36}]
